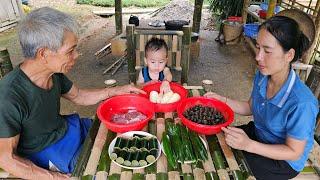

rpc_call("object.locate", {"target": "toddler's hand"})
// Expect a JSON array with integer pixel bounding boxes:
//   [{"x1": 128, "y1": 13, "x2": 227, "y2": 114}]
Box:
[{"x1": 160, "y1": 80, "x2": 171, "y2": 95}]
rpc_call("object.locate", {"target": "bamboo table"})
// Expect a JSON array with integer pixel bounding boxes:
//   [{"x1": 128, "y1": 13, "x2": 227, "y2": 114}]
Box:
[{"x1": 72, "y1": 86, "x2": 255, "y2": 180}]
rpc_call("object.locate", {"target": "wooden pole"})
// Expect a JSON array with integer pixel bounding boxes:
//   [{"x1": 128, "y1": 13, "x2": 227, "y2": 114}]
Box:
[
  {"x1": 241, "y1": 0, "x2": 250, "y2": 24},
  {"x1": 115, "y1": 0, "x2": 123, "y2": 35},
  {"x1": 192, "y1": 0, "x2": 204, "y2": 33},
  {"x1": 266, "y1": 0, "x2": 277, "y2": 19},
  {"x1": 304, "y1": 5, "x2": 320, "y2": 64},
  {"x1": 0, "y1": 47, "x2": 13, "y2": 79},
  {"x1": 181, "y1": 25, "x2": 191, "y2": 84},
  {"x1": 126, "y1": 24, "x2": 136, "y2": 83},
  {"x1": 314, "y1": 0, "x2": 320, "y2": 16}
]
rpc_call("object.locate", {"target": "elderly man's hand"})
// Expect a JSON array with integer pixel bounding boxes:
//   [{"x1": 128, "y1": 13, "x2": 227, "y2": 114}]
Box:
[{"x1": 108, "y1": 84, "x2": 146, "y2": 97}]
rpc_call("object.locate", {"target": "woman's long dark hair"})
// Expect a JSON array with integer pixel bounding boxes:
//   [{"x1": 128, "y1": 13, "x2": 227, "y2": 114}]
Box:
[{"x1": 259, "y1": 16, "x2": 310, "y2": 63}]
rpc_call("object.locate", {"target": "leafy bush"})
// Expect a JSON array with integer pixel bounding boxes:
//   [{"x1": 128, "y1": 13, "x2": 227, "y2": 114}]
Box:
[
  {"x1": 77, "y1": 0, "x2": 170, "y2": 7},
  {"x1": 208, "y1": 0, "x2": 244, "y2": 20}
]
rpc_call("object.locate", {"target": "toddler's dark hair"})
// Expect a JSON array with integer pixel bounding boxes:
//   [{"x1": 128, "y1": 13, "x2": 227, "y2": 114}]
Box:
[{"x1": 145, "y1": 37, "x2": 168, "y2": 57}]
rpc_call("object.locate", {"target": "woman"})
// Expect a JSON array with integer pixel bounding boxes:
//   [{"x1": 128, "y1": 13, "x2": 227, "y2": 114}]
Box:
[{"x1": 205, "y1": 16, "x2": 318, "y2": 179}]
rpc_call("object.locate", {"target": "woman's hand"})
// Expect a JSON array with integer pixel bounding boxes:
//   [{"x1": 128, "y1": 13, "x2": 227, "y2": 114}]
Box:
[
  {"x1": 204, "y1": 92, "x2": 226, "y2": 102},
  {"x1": 159, "y1": 80, "x2": 171, "y2": 95},
  {"x1": 108, "y1": 84, "x2": 146, "y2": 97},
  {"x1": 221, "y1": 126, "x2": 252, "y2": 151}
]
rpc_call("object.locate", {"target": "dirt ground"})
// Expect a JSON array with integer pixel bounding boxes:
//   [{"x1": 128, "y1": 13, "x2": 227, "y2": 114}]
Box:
[{"x1": 0, "y1": 1, "x2": 256, "y2": 125}]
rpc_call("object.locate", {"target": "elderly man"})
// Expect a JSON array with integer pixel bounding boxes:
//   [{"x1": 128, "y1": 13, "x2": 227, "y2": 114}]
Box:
[{"x1": 0, "y1": 7, "x2": 144, "y2": 179}]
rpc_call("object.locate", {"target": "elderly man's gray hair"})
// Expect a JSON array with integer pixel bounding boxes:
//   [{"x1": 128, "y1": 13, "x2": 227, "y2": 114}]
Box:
[{"x1": 18, "y1": 7, "x2": 78, "y2": 58}]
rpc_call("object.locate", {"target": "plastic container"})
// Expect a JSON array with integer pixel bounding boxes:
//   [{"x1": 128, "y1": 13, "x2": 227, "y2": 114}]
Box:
[
  {"x1": 97, "y1": 94, "x2": 154, "y2": 133},
  {"x1": 244, "y1": 23, "x2": 259, "y2": 38},
  {"x1": 141, "y1": 82, "x2": 188, "y2": 112},
  {"x1": 177, "y1": 97, "x2": 234, "y2": 135},
  {"x1": 227, "y1": 16, "x2": 242, "y2": 22},
  {"x1": 259, "y1": 10, "x2": 267, "y2": 19},
  {"x1": 260, "y1": 2, "x2": 281, "y2": 14}
]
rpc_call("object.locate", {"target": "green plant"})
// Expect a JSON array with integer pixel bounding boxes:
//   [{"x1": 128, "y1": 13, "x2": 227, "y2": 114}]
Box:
[
  {"x1": 208, "y1": 0, "x2": 244, "y2": 21},
  {"x1": 77, "y1": 0, "x2": 170, "y2": 7}
]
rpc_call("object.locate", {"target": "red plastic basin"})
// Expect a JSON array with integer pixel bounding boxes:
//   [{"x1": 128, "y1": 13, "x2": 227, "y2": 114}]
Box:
[
  {"x1": 141, "y1": 82, "x2": 188, "y2": 112},
  {"x1": 97, "y1": 94, "x2": 155, "y2": 133},
  {"x1": 177, "y1": 97, "x2": 234, "y2": 135}
]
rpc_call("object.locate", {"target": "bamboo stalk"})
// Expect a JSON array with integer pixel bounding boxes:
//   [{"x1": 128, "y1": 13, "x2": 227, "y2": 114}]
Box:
[
  {"x1": 232, "y1": 149, "x2": 256, "y2": 180},
  {"x1": 192, "y1": 0, "x2": 204, "y2": 33},
  {"x1": 156, "y1": 172, "x2": 168, "y2": 180},
  {"x1": 115, "y1": 0, "x2": 122, "y2": 35},
  {"x1": 189, "y1": 88, "x2": 206, "y2": 179},
  {"x1": 205, "y1": 171, "x2": 219, "y2": 180},
  {"x1": 72, "y1": 118, "x2": 100, "y2": 177},
  {"x1": 135, "y1": 30, "x2": 184, "y2": 36},
  {"x1": 165, "y1": 113, "x2": 180, "y2": 178},
  {"x1": 95, "y1": 171, "x2": 108, "y2": 180},
  {"x1": 108, "y1": 174, "x2": 120, "y2": 180},
  {"x1": 181, "y1": 25, "x2": 192, "y2": 84},
  {"x1": 81, "y1": 174, "x2": 93, "y2": 180},
  {"x1": 216, "y1": 133, "x2": 244, "y2": 180},
  {"x1": 95, "y1": 43, "x2": 111, "y2": 56},
  {"x1": 266, "y1": 0, "x2": 277, "y2": 19},
  {"x1": 201, "y1": 136, "x2": 217, "y2": 174},
  {"x1": 304, "y1": 2, "x2": 320, "y2": 64},
  {"x1": 120, "y1": 171, "x2": 132, "y2": 180},
  {"x1": 206, "y1": 135, "x2": 230, "y2": 180},
  {"x1": 157, "y1": 117, "x2": 167, "y2": 173},
  {"x1": 111, "y1": 57, "x2": 126, "y2": 75},
  {"x1": 132, "y1": 173, "x2": 144, "y2": 180},
  {"x1": 193, "y1": 168, "x2": 206, "y2": 180},
  {"x1": 314, "y1": 0, "x2": 320, "y2": 16},
  {"x1": 145, "y1": 120, "x2": 157, "y2": 174},
  {"x1": 216, "y1": 133, "x2": 241, "y2": 171},
  {"x1": 96, "y1": 131, "x2": 117, "y2": 172},
  {"x1": 108, "y1": 133, "x2": 123, "y2": 176},
  {"x1": 126, "y1": 25, "x2": 136, "y2": 83},
  {"x1": 241, "y1": 0, "x2": 251, "y2": 24},
  {"x1": 83, "y1": 124, "x2": 108, "y2": 176},
  {"x1": 103, "y1": 55, "x2": 126, "y2": 74},
  {"x1": 145, "y1": 174, "x2": 156, "y2": 180},
  {"x1": 181, "y1": 173, "x2": 193, "y2": 180}
]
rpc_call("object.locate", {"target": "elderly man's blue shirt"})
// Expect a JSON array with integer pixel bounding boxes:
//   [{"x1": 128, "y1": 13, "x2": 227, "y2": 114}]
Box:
[{"x1": 251, "y1": 69, "x2": 318, "y2": 171}]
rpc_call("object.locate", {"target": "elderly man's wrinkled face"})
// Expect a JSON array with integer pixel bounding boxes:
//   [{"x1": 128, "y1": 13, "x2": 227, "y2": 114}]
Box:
[{"x1": 46, "y1": 31, "x2": 79, "y2": 73}]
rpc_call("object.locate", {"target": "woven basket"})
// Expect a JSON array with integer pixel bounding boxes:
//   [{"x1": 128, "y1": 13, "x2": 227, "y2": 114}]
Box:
[
  {"x1": 222, "y1": 20, "x2": 243, "y2": 43},
  {"x1": 276, "y1": 9, "x2": 315, "y2": 44}
]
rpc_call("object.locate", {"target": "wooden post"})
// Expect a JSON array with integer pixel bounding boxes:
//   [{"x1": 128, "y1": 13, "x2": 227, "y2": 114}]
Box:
[
  {"x1": 304, "y1": 5, "x2": 320, "y2": 64},
  {"x1": 115, "y1": 0, "x2": 123, "y2": 35},
  {"x1": 0, "y1": 47, "x2": 13, "y2": 79},
  {"x1": 192, "y1": 0, "x2": 204, "y2": 33},
  {"x1": 126, "y1": 25, "x2": 136, "y2": 83},
  {"x1": 242, "y1": 0, "x2": 250, "y2": 24},
  {"x1": 314, "y1": 0, "x2": 320, "y2": 16},
  {"x1": 181, "y1": 25, "x2": 191, "y2": 84},
  {"x1": 266, "y1": 0, "x2": 277, "y2": 19}
]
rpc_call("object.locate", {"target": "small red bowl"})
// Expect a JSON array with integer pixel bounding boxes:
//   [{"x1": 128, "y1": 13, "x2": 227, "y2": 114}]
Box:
[
  {"x1": 97, "y1": 94, "x2": 155, "y2": 133},
  {"x1": 177, "y1": 97, "x2": 234, "y2": 135},
  {"x1": 141, "y1": 82, "x2": 188, "y2": 112}
]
